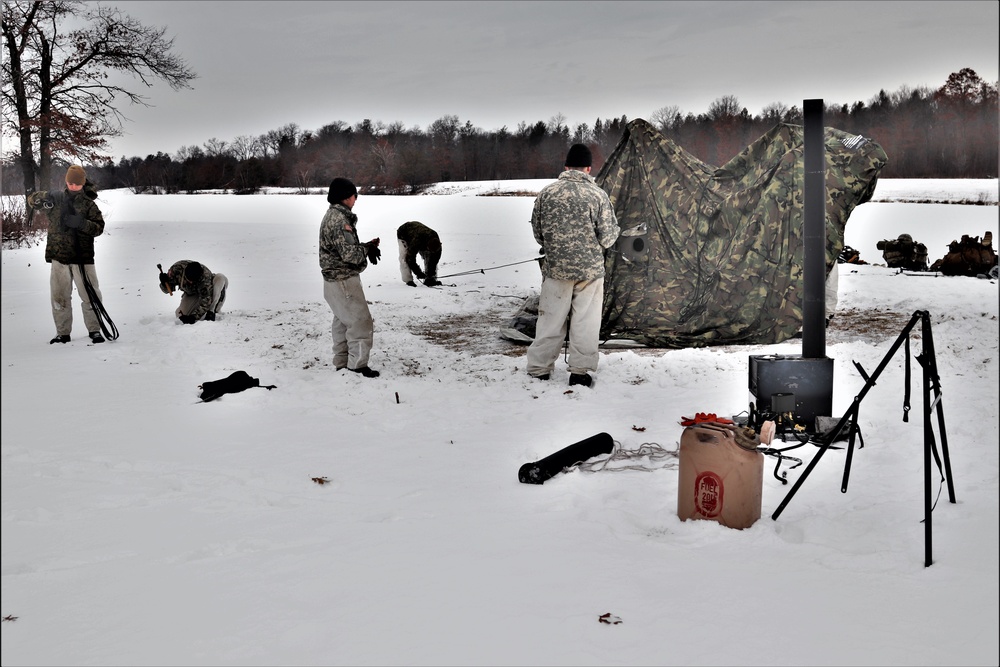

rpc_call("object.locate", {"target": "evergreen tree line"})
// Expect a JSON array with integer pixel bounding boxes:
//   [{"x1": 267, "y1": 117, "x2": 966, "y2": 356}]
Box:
[{"x1": 4, "y1": 68, "x2": 996, "y2": 195}]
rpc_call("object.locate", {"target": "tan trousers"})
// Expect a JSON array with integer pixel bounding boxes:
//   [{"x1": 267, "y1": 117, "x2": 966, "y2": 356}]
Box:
[
  {"x1": 50, "y1": 260, "x2": 102, "y2": 336},
  {"x1": 323, "y1": 275, "x2": 374, "y2": 370},
  {"x1": 526, "y1": 277, "x2": 604, "y2": 377}
]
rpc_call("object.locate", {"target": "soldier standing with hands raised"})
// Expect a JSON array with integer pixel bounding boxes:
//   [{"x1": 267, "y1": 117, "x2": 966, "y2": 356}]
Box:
[
  {"x1": 319, "y1": 177, "x2": 382, "y2": 378},
  {"x1": 28, "y1": 165, "x2": 108, "y2": 345}
]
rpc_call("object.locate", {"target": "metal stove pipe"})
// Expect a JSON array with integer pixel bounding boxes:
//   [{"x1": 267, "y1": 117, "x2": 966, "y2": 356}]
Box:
[{"x1": 802, "y1": 99, "x2": 826, "y2": 358}]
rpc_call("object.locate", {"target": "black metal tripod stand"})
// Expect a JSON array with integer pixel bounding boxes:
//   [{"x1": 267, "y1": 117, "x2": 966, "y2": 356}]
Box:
[{"x1": 771, "y1": 310, "x2": 956, "y2": 566}]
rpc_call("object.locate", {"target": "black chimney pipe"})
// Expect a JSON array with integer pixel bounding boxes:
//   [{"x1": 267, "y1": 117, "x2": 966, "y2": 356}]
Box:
[
  {"x1": 802, "y1": 99, "x2": 826, "y2": 358},
  {"x1": 746, "y1": 100, "x2": 834, "y2": 433}
]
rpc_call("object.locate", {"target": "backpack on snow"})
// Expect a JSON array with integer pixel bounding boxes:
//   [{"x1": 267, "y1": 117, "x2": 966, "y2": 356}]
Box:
[{"x1": 199, "y1": 371, "x2": 276, "y2": 402}]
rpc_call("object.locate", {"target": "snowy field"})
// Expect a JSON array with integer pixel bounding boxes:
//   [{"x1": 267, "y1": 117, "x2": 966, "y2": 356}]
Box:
[{"x1": 1, "y1": 178, "x2": 998, "y2": 666}]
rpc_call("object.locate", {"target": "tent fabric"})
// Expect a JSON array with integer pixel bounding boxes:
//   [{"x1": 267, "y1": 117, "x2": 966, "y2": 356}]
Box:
[{"x1": 594, "y1": 119, "x2": 888, "y2": 348}]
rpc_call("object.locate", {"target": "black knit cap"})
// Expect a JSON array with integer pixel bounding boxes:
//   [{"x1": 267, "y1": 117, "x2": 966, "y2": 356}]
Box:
[
  {"x1": 327, "y1": 177, "x2": 358, "y2": 204},
  {"x1": 184, "y1": 261, "x2": 204, "y2": 282},
  {"x1": 565, "y1": 143, "x2": 593, "y2": 168}
]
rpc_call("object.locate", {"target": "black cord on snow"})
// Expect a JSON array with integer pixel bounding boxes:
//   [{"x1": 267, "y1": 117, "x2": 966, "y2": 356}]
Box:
[
  {"x1": 79, "y1": 263, "x2": 119, "y2": 341},
  {"x1": 437, "y1": 257, "x2": 541, "y2": 279}
]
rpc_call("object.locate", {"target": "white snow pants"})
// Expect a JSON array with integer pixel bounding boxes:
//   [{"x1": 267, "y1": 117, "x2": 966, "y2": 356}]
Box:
[
  {"x1": 323, "y1": 275, "x2": 374, "y2": 370},
  {"x1": 526, "y1": 277, "x2": 604, "y2": 377},
  {"x1": 825, "y1": 263, "x2": 839, "y2": 317}
]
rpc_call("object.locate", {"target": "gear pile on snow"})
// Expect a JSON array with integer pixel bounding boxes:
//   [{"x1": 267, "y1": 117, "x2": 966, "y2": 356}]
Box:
[
  {"x1": 877, "y1": 234, "x2": 929, "y2": 271},
  {"x1": 929, "y1": 231, "x2": 998, "y2": 277},
  {"x1": 838, "y1": 245, "x2": 866, "y2": 264}
]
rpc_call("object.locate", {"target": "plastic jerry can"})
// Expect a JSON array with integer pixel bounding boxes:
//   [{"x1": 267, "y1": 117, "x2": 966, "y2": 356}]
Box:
[{"x1": 677, "y1": 422, "x2": 764, "y2": 529}]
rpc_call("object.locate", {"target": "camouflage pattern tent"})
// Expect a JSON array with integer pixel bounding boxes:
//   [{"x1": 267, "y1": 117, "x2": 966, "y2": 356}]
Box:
[{"x1": 595, "y1": 119, "x2": 887, "y2": 348}]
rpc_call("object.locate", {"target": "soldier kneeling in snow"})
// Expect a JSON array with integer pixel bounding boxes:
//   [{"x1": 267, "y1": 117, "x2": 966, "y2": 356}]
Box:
[
  {"x1": 159, "y1": 260, "x2": 229, "y2": 324},
  {"x1": 397, "y1": 221, "x2": 442, "y2": 287}
]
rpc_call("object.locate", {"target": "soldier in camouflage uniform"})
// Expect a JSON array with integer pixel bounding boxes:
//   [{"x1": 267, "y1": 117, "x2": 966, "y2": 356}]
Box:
[
  {"x1": 319, "y1": 177, "x2": 382, "y2": 378},
  {"x1": 526, "y1": 144, "x2": 621, "y2": 387},
  {"x1": 28, "y1": 165, "x2": 107, "y2": 345},
  {"x1": 396, "y1": 220, "x2": 443, "y2": 287},
  {"x1": 159, "y1": 260, "x2": 229, "y2": 323}
]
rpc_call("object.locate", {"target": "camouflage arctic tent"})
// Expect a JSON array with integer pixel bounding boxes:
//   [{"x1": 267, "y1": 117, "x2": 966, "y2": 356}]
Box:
[{"x1": 595, "y1": 118, "x2": 887, "y2": 348}]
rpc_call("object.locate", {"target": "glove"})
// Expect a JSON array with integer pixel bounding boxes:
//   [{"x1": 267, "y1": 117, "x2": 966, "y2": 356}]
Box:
[
  {"x1": 204, "y1": 311, "x2": 216, "y2": 321},
  {"x1": 159, "y1": 274, "x2": 173, "y2": 294},
  {"x1": 65, "y1": 214, "x2": 84, "y2": 229},
  {"x1": 365, "y1": 242, "x2": 381, "y2": 265},
  {"x1": 178, "y1": 314, "x2": 198, "y2": 325}
]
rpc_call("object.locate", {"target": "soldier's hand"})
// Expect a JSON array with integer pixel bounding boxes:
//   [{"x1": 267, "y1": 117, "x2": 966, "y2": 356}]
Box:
[{"x1": 178, "y1": 314, "x2": 198, "y2": 325}]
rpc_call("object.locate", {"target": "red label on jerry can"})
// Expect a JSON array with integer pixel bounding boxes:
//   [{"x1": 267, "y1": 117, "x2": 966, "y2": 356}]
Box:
[{"x1": 694, "y1": 471, "x2": 724, "y2": 518}]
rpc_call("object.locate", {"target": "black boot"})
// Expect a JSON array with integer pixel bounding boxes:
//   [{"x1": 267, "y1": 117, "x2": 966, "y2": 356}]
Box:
[
  {"x1": 350, "y1": 366, "x2": 381, "y2": 378},
  {"x1": 50, "y1": 334, "x2": 70, "y2": 344}
]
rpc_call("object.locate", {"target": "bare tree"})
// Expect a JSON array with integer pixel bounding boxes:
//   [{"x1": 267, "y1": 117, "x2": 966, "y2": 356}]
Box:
[
  {"x1": 707, "y1": 95, "x2": 742, "y2": 121},
  {"x1": 202, "y1": 137, "x2": 229, "y2": 158},
  {"x1": 259, "y1": 123, "x2": 300, "y2": 158},
  {"x1": 1, "y1": 0, "x2": 196, "y2": 194},
  {"x1": 650, "y1": 104, "x2": 681, "y2": 132},
  {"x1": 428, "y1": 115, "x2": 460, "y2": 145},
  {"x1": 759, "y1": 102, "x2": 790, "y2": 124},
  {"x1": 546, "y1": 113, "x2": 567, "y2": 135},
  {"x1": 174, "y1": 144, "x2": 203, "y2": 162},
  {"x1": 936, "y1": 67, "x2": 994, "y2": 104},
  {"x1": 230, "y1": 134, "x2": 263, "y2": 161}
]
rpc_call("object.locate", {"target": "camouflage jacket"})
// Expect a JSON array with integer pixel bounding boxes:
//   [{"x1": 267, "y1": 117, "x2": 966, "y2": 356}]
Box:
[
  {"x1": 319, "y1": 204, "x2": 369, "y2": 281},
  {"x1": 29, "y1": 183, "x2": 104, "y2": 265},
  {"x1": 530, "y1": 170, "x2": 620, "y2": 281},
  {"x1": 161, "y1": 260, "x2": 217, "y2": 318},
  {"x1": 397, "y1": 220, "x2": 441, "y2": 265}
]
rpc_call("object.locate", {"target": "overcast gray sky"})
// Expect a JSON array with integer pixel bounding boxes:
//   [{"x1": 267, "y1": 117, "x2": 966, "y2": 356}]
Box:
[{"x1": 104, "y1": 0, "x2": 999, "y2": 159}]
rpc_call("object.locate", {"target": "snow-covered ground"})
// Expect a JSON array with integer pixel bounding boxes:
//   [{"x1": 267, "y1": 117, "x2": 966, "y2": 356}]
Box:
[{"x1": 2, "y1": 179, "x2": 998, "y2": 666}]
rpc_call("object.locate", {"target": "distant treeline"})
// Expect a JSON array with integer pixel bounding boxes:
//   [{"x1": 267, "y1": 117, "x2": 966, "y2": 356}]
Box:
[{"x1": 4, "y1": 68, "x2": 996, "y2": 195}]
